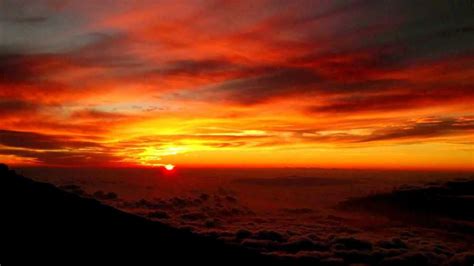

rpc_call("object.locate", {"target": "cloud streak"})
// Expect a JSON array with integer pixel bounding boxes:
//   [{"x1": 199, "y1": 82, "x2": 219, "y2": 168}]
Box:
[{"x1": 0, "y1": 0, "x2": 472, "y2": 168}]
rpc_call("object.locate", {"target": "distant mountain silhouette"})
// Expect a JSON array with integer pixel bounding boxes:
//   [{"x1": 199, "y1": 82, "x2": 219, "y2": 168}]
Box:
[{"x1": 0, "y1": 164, "x2": 292, "y2": 265}]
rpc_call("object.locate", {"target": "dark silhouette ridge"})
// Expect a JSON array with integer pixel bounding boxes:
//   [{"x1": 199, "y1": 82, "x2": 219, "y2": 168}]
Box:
[{"x1": 0, "y1": 164, "x2": 295, "y2": 265}]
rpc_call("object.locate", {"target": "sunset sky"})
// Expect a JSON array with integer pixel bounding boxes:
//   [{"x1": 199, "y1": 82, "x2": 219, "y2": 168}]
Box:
[{"x1": 0, "y1": 0, "x2": 473, "y2": 169}]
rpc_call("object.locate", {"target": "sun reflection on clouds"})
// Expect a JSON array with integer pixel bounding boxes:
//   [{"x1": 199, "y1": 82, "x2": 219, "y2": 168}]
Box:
[{"x1": 130, "y1": 146, "x2": 185, "y2": 166}]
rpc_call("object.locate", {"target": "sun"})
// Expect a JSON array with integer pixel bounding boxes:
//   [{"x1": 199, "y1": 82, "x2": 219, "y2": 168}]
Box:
[{"x1": 164, "y1": 164, "x2": 175, "y2": 171}]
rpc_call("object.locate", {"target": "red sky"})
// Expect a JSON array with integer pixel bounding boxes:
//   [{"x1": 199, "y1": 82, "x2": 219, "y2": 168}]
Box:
[{"x1": 0, "y1": 0, "x2": 473, "y2": 169}]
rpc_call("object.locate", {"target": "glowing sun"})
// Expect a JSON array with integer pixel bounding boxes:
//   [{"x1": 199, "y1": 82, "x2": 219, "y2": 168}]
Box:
[{"x1": 164, "y1": 164, "x2": 175, "y2": 171}]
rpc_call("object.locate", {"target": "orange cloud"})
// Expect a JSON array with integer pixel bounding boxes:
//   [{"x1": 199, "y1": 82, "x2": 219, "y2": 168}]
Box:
[{"x1": 0, "y1": 0, "x2": 473, "y2": 169}]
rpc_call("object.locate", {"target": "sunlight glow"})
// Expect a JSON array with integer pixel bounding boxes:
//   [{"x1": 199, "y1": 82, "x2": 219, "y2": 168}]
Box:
[
  {"x1": 0, "y1": 0, "x2": 472, "y2": 171},
  {"x1": 164, "y1": 164, "x2": 175, "y2": 171}
]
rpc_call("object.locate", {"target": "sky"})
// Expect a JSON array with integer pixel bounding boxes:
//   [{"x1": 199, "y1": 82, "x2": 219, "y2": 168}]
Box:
[{"x1": 0, "y1": 0, "x2": 473, "y2": 169}]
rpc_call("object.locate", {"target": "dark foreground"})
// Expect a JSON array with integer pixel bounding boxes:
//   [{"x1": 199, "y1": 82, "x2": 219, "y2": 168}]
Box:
[
  {"x1": 2, "y1": 163, "x2": 474, "y2": 266},
  {"x1": 0, "y1": 164, "x2": 291, "y2": 265}
]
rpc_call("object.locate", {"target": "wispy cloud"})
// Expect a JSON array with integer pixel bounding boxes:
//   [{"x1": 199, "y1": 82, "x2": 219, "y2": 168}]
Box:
[{"x1": 0, "y1": 0, "x2": 472, "y2": 168}]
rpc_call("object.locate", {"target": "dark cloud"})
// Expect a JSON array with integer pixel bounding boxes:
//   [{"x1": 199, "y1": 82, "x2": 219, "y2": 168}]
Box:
[
  {"x1": 241, "y1": 239, "x2": 278, "y2": 250},
  {"x1": 69, "y1": 32, "x2": 146, "y2": 69},
  {"x1": 235, "y1": 229, "x2": 253, "y2": 240},
  {"x1": 0, "y1": 148, "x2": 120, "y2": 166},
  {"x1": 1, "y1": 16, "x2": 48, "y2": 23},
  {"x1": 308, "y1": 1, "x2": 474, "y2": 66},
  {"x1": 0, "y1": 53, "x2": 75, "y2": 104},
  {"x1": 206, "y1": 68, "x2": 322, "y2": 104},
  {"x1": 332, "y1": 249, "x2": 373, "y2": 264},
  {"x1": 360, "y1": 117, "x2": 474, "y2": 142},
  {"x1": 160, "y1": 59, "x2": 237, "y2": 76},
  {"x1": 253, "y1": 230, "x2": 287, "y2": 242},
  {"x1": 278, "y1": 238, "x2": 328, "y2": 253},
  {"x1": 0, "y1": 100, "x2": 39, "y2": 116},
  {"x1": 378, "y1": 251, "x2": 447, "y2": 266},
  {"x1": 0, "y1": 129, "x2": 100, "y2": 150},
  {"x1": 286, "y1": 116, "x2": 474, "y2": 145},
  {"x1": 175, "y1": 0, "x2": 474, "y2": 106},
  {"x1": 331, "y1": 237, "x2": 373, "y2": 251},
  {"x1": 0, "y1": 0, "x2": 94, "y2": 54},
  {"x1": 309, "y1": 85, "x2": 473, "y2": 114},
  {"x1": 0, "y1": 130, "x2": 121, "y2": 165},
  {"x1": 70, "y1": 109, "x2": 130, "y2": 121},
  {"x1": 0, "y1": 54, "x2": 40, "y2": 84},
  {"x1": 377, "y1": 238, "x2": 407, "y2": 249},
  {"x1": 203, "y1": 218, "x2": 221, "y2": 228}
]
